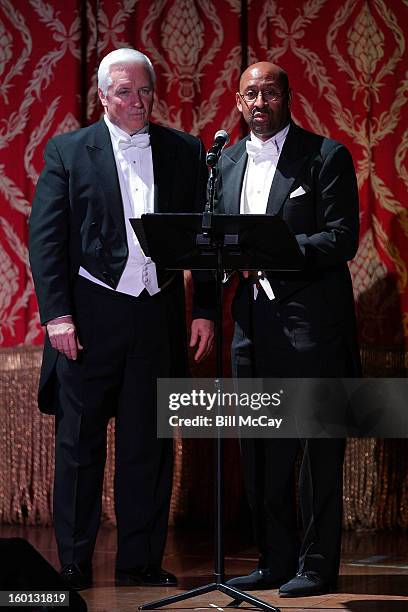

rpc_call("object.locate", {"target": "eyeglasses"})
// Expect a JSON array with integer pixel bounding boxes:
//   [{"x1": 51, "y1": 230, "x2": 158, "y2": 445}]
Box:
[{"x1": 238, "y1": 89, "x2": 285, "y2": 103}]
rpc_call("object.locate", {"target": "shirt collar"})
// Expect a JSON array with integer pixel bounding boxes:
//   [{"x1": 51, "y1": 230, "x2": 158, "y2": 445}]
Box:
[
  {"x1": 250, "y1": 123, "x2": 290, "y2": 154},
  {"x1": 104, "y1": 114, "x2": 149, "y2": 146}
]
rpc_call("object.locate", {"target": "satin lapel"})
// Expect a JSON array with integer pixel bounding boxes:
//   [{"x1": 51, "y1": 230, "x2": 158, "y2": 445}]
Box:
[
  {"x1": 266, "y1": 124, "x2": 309, "y2": 216},
  {"x1": 221, "y1": 138, "x2": 248, "y2": 214},
  {"x1": 149, "y1": 123, "x2": 176, "y2": 212},
  {"x1": 85, "y1": 120, "x2": 127, "y2": 240}
]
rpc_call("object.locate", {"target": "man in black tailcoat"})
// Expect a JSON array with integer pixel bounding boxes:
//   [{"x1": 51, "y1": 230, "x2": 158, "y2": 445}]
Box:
[
  {"x1": 217, "y1": 62, "x2": 361, "y2": 598},
  {"x1": 29, "y1": 48, "x2": 214, "y2": 590}
]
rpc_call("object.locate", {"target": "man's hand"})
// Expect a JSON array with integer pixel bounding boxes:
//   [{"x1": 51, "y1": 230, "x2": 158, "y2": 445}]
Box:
[
  {"x1": 46, "y1": 315, "x2": 83, "y2": 360},
  {"x1": 190, "y1": 318, "x2": 214, "y2": 363}
]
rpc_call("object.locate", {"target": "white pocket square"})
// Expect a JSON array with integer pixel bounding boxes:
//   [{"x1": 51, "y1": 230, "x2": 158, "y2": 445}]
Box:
[{"x1": 290, "y1": 186, "x2": 306, "y2": 198}]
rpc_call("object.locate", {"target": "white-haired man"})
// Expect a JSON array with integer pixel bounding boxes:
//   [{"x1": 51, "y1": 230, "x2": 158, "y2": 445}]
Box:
[{"x1": 29, "y1": 48, "x2": 214, "y2": 590}]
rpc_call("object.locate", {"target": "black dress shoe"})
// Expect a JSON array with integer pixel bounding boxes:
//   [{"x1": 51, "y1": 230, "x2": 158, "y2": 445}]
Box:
[
  {"x1": 115, "y1": 566, "x2": 177, "y2": 587},
  {"x1": 60, "y1": 563, "x2": 93, "y2": 591},
  {"x1": 226, "y1": 569, "x2": 289, "y2": 591},
  {"x1": 279, "y1": 571, "x2": 335, "y2": 597}
]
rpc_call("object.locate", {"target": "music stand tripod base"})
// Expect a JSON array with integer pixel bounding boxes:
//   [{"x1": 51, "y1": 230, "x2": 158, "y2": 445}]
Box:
[{"x1": 138, "y1": 581, "x2": 279, "y2": 611}]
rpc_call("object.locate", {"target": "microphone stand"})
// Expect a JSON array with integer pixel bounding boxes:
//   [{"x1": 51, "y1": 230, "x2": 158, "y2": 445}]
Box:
[
  {"x1": 138, "y1": 156, "x2": 280, "y2": 612},
  {"x1": 201, "y1": 163, "x2": 217, "y2": 237}
]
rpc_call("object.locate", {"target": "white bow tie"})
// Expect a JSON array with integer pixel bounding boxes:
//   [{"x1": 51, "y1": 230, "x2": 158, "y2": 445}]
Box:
[
  {"x1": 118, "y1": 133, "x2": 150, "y2": 150},
  {"x1": 246, "y1": 139, "x2": 280, "y2": 161}
]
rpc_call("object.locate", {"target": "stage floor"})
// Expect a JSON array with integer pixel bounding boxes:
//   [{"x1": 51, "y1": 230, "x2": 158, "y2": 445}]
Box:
[{"x1": 1, "y1": 524, "x2": 407, "y2": 611}]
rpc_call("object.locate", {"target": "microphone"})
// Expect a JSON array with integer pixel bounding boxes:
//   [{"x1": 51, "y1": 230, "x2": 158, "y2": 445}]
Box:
[{"x1": 206, "y1": 130, "x2": 229, "y2": 167}]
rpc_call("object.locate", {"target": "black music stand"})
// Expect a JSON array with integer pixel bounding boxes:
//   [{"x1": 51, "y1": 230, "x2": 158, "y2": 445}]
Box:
[{"x1": 130, "y1": 213, "x2": 304, "y2": 612}]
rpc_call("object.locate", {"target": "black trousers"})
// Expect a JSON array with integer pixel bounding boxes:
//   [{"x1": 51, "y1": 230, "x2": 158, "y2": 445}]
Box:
[
  {"x1": 232, "y1": 285, "x2": 349, "y2": 581},
  {"x1": 54, "y1": 277, "x2": 173, "y2": 569}
]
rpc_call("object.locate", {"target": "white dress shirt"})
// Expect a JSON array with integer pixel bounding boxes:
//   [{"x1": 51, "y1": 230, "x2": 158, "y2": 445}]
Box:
[
  {"x1": 240, "y1": 124, "x2": 290, "y2": 299},
  {"x1": 79, "y1": 115, "x2": 160, "y2": 296},
  {"x1": 240, "y1": 124, "x2": 289, "y2": 214}
]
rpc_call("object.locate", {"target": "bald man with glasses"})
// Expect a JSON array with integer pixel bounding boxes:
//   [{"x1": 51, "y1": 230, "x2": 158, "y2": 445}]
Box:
[{"x1": 216, "y1": 62, "x2": 361, "y2": 598}]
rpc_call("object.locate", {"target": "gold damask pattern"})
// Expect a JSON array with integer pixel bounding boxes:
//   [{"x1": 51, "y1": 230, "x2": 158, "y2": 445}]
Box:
[
  {"x1": 247, "y1": 0, "x2": 408, "y2": 348},
  {"x1": 2, "y1": 0, "x2": 406, "y2": 349},
  {"x1": 347, "y1": 2, "x2": 385, "y2": 79}
]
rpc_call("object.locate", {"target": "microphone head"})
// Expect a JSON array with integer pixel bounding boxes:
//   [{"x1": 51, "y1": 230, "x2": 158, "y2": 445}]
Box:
[{"x1": 214, "y1": 129, "x2": 229, "y2": 145}]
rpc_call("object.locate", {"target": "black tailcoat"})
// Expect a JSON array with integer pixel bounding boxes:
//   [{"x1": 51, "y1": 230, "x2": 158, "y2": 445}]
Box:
[
  {"x1": 216, "y1": 122, "x2": 361, "y2": 580},
  {"x1": 30, "y1": 119, "x2": 211, "y2": 413},
  {"x1": 29, "y1": 119, "x2": 212, "y2": 569}
]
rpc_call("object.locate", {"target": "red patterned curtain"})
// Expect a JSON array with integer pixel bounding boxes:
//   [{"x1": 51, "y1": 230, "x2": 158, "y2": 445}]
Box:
[{"x1": 1, "y1": 0, "x2": 408, "y2": 362}]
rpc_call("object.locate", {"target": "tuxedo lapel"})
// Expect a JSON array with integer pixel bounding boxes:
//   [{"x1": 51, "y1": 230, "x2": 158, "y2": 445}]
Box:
[
  {"x1": 149, "y1": 123, "x2": 177, "y2": 212},
  {"x1": 85, "y1": 120, "x2": 127, "y2": 241},
  {"x1": 266, "y1": 123, "x2": 309, "y2": 216},
  {"x1": 220, "y1": 138, "x2": 248, "y2": 214}
]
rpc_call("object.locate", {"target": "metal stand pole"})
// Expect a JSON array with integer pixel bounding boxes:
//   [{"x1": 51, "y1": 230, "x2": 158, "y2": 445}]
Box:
[{"x1": 138, "y1": 240, "x2": 279, "y2": 612}]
